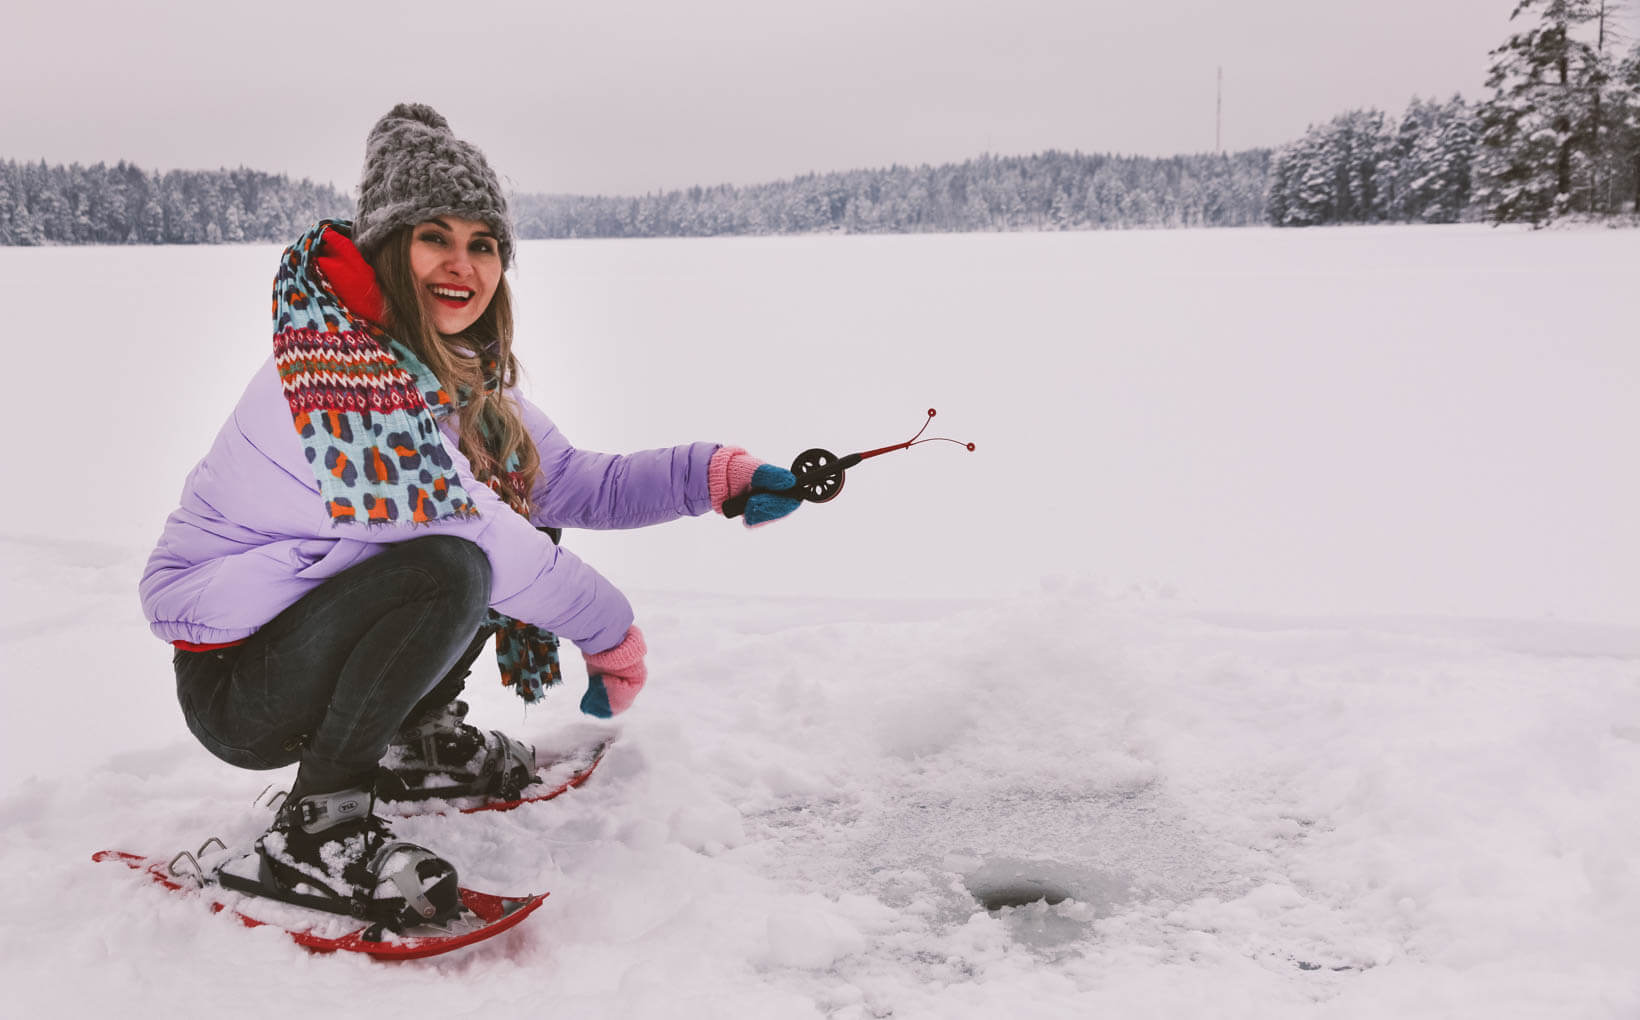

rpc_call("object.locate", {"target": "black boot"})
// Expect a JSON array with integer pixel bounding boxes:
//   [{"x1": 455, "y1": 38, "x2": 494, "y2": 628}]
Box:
[
  {"x1": 381, "y1": 700, "x2": 539, "y2": 802},
  {"x1": 249, "y1": 784, "x2": 462, "y2": 929}
]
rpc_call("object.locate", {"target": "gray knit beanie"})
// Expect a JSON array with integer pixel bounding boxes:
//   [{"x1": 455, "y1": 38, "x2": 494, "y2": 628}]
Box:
[{"x1": 353, "y1": 103, "x2": 514, "y2": 268}]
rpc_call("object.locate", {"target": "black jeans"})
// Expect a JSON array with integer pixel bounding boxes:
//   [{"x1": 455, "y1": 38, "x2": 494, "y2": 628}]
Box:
[{"x1": 174, "y1": 535, "x2": 494, "y2": 796}]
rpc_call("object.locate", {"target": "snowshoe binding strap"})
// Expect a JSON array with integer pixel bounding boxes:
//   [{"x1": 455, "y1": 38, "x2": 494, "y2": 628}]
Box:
[
  {"x1": 285, "y1": 787, "x2": 372, "y2": 833},
  {"x1": 223, "y1": 843, "x2": 461, "y2": 931},
  {"x1": 220, "y1": 829, "x2": 462, "y2": 931},
  {"x1": 485, "y1": 730, "x2": 537, "y2": 801},
  {"x1": 382, "y1": 727, "x2": 540, "y2": 802}
]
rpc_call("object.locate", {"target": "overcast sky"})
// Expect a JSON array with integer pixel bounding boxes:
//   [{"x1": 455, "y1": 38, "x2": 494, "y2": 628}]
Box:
[{"x1": 10, "y1": 0, "x2": 1638, "y2": 197}]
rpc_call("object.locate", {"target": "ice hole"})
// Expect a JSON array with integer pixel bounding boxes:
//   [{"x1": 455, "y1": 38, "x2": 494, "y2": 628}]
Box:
[{"x1": 959, "y1": 856, "x2": 1083, "y2": 912}]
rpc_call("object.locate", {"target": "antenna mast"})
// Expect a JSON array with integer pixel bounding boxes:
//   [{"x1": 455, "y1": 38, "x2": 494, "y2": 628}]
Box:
[{"x1": 1216, "y1": 66, "x2": 1223, "y2": 153}]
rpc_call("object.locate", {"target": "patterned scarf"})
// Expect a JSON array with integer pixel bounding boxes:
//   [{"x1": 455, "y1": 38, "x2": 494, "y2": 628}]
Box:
[{"x1": 272, "y1": 220, "x2": 561, "y2": 703}]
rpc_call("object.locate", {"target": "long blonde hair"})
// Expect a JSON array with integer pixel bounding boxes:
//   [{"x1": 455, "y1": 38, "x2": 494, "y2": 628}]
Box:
[{"x1": 371, "y1": 227, "x2": 540, "y2": 515}]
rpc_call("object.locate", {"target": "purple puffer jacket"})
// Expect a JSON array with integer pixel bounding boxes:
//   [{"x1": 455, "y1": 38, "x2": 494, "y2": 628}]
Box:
[{"x1": 140, "y1": 355, "x2": 719, "y2": 655}]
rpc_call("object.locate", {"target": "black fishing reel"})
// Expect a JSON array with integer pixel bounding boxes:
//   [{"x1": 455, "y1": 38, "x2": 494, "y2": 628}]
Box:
[{"x1": 787, "y1": 448, "x2": 856, "y2": 503}]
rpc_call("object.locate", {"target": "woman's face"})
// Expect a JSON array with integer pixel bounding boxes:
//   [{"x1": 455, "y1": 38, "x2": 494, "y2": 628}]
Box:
[{"x1": 407, "y1": 216, "x2": 503, "y2": 336}]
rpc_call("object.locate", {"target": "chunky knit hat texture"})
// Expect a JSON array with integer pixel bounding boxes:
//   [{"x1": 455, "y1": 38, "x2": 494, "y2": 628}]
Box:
[{"x1": 353, "y1": 103, "x2": 514, "y2": 268}]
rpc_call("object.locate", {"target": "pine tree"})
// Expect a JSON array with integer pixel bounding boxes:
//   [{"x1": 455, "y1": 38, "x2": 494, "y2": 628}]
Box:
[
  {"x1": 1477, "y1": 0, "x2": 1606, "y2": 222},
  {"x1": 139, "y1": 193, "x2": 165, "y2": 243},
  {"x1": 0, "y1": 177, "x2": 14, "y2": 246},
  {"x1": 1293, "y1": 133, "x2": 1337, "y2": 224},
  {"x1": 1265, "y1": 147, "x2": 1294, "y2": 225},
  {"x1": 1622, "y1": 42, "x2": 1640, "y2": 210},
  {"x1": 11, "y1": 198, "x2": 38, "y2": 246},
  {"x1": 1582, "y1": 0, "x2": 1616, "y2": 210},
  {"x1": 224, "y1": 197, "x2": 247, "y2": 243},
  {"x1": 1433, "y1": 96, "x2": 1479, "y2": 221}
]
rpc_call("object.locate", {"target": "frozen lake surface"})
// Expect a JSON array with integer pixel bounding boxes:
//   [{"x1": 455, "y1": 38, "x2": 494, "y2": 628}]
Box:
[
  {"x1": 1, "y1": 226, "x2": 1637, "y2": 1017},
  {"x1": 9, "y1": 223, "x2": 1637, "y2": 622}
]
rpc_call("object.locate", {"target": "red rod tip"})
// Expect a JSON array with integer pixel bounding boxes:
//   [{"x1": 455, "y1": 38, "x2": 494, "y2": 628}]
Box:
[
  {"x1": 967, "y1": 443, "x2": 976, "y2": 451},
  {"x1": 927, "y1": 408, "x2": 937, "y2": 417}
]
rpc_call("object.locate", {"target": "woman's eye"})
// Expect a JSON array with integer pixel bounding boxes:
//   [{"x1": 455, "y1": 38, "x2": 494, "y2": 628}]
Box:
[
  {"x1": 418, "y1": 232, "x2": 446, "y2": 245},
  {"x1": 472, "y1": 241, "x2": 494, "y2": 254}
]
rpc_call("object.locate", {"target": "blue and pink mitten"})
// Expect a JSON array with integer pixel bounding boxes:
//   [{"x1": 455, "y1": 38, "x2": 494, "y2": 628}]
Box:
[
  {"x1": 709, "y1": 447, "x2": 802, "y2": 527},
  {"x1": 580, "y1": 625, "x2": 647, "y2": 718}
]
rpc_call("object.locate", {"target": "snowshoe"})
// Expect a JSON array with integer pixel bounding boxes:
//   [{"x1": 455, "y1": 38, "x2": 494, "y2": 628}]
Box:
[
  {"x1": 95, "y1": 842, "x2": 545, "y2": 959},
  {"x1": 217, "y1": 785, "x2": 462, "y2": 931},
  {"x1": 380, "y1": 699, "x2": 539, "y2": 803}
]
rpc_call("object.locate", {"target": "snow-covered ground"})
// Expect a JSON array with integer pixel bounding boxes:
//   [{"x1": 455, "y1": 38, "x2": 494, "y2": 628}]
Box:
[{"x1": 2, "y1": 225, "x2": 1637, "y2": 1017}]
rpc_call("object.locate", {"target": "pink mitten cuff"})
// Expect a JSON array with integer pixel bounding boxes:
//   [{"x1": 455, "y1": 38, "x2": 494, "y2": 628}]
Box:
[
  {"x1": 709, "y1": 446, "x2": 763, "y2": 514},
  {"x1": 582, "y1": 625, "x2": 648, "y2": 717},
  {"x1": 584, "y1": 625, "x2": 647, "y2": 672}
]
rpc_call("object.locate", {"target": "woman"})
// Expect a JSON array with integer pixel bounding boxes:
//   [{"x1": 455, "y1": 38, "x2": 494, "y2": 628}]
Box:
[{"x1": 140, "y1": 104, "x2": 800, "y2": 928}]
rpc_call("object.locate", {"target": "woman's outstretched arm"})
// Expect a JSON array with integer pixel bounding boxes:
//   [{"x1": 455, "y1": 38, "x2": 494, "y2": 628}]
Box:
[{"x1": 517, "y1": 394, "x2": 719, "y2": 530}]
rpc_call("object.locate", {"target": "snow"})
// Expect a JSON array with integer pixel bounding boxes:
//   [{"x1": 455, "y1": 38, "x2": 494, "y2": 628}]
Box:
[{"x1": 1, "y1": 225, "x2": 1638, "y2": 1017}]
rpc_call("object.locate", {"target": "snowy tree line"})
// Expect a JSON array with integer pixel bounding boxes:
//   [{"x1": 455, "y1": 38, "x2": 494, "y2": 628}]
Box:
[
  {"x1": 3, "y1": 149, "x2": 1270, "y2": 246},
  {"x1": 0, "y1": 160, "x2": 351, "y2": 245},
  {"x1": 21, "y1": 0, "x2": 1639, "y2": 250},
  {"x1": 1267, "y1": 98, "x2": 1479, "y2": 225},
  {"x1": 512, "y1": 150, "x2": 1272, "y2": 238},
  {"x1": 1269, "y1": 0, "x2": 1640, "y2": 226}
]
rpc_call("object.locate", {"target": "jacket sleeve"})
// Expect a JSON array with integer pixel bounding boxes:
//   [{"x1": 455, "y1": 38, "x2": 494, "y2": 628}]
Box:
[{"x1": 517, "y1": 393, "x2": 719, "y2": 530}]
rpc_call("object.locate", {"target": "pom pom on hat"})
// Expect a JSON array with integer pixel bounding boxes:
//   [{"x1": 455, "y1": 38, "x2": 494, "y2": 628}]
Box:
[{"x1": 353, "y1": 102, "x2": 515, "y2": 268}]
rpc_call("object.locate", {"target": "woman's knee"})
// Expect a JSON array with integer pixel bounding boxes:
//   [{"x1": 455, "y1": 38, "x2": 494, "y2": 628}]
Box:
[
  {"x1": 402, "y1": 536, "x2": 492, "y2": 606},
  {"x1": 174, "y1": 650, "x2": 300, "y2": 771}
]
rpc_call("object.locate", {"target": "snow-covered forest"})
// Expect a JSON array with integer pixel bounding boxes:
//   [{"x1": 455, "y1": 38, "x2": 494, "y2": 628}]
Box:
[
  {"x1": 1269, "y1": 0, "x2": 1640, "y2": 226},
  {"x1": 1266, "y1": 99, "x2": 1480, "y2": 227},
  {"x1": 512, "y1": 151, "x2": 1274, "y2": 236},
  {"x1": 4, "y1": 1, "x2": 1638, "y2": 247},
  {"x1": 0, "y1": 149, "x2": 1275, "y2": 245},
  {"x1": 0, "y1": 161, "x2": 350, "y2": 246}
]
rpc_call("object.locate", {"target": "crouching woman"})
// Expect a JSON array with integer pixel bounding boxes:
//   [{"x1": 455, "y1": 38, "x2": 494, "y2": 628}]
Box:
[{"x1": 140, "y1": 104, "x2": 800, "y2": 928}]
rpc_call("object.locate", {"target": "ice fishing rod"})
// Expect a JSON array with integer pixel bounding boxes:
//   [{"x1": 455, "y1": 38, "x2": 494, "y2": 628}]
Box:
[{"x1": 722, "y1": 408, "x2": 975, "y2": 519}]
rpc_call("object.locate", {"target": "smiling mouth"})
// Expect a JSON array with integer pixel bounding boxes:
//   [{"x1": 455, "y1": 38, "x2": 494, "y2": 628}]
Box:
[{"x1": 428, "y1": 284, "x2": 476, "y2": 308}]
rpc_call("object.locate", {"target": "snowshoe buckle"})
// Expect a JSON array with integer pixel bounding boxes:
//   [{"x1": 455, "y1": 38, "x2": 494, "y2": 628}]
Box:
[{"x1": 370, "y1": 840, "x2": 447, "y2": 922}]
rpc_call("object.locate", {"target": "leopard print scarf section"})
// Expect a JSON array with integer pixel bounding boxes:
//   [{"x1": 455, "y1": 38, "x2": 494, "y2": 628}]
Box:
[{"x1": 272, "y1": 219, "x2": 478, "y2": 526}]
